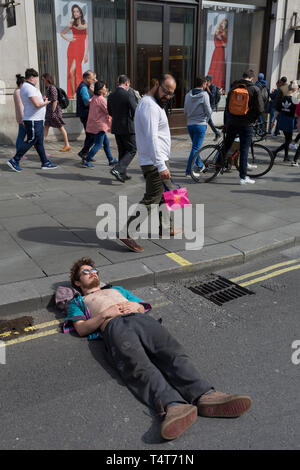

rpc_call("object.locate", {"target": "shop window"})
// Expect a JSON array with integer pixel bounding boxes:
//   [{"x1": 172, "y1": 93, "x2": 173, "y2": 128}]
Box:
[
  {"x1": 200, "y1": 2, "x2": 265, "y2": 95},
  {"x1": 34, "y1": 0, "x2": 58, "y2": 85}
]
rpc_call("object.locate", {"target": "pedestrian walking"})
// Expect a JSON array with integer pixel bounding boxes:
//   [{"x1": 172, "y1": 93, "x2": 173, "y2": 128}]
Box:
[
  {"x1": 272, "y1": 81, "x2": 299, "y2": 163},
  {"x1": 255, "y1": 72, "x2": 269, "y2": 132},
  {"x1": 82, "y1": 80, "x2": 117, "y2": 168},
  {"x1": 7, "y1": 68, "x2": 58, "y2": 172},
  {"x1": 117, "y1": 73, "x2": 177, "y2": 253},
  {"x1": 76, "y1": 70, "x2": 97, "y2": 159},
  {"x1": 184, "y1": 76, "x2": 212, "y2": 177},
  {"x1": 205, "y1": 75, "x2": 221, "y2": 141},
  {"x1": 290, "y1": 101, "x2": 300, "y2": 160},
  {"x1": 42, "y1": 73, "x2": 71, "y2": 152},
  {"x1": 223, "y1": 69, "x2": 264, "y2": 185},
  {"x1": 107, "y1": 75, "x2": 137, "y2": 182},
  {"x1": 13, "y1": 74, "x2": 27, "y2": 156},
  {"x1": 268, "y1": 81, "x2": 281, "y2": 135}
]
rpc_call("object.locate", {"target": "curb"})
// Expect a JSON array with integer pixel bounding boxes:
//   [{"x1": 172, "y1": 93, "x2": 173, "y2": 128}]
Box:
[{"x1": 0, "y1": 223, "x2": 299, "y2": 318}]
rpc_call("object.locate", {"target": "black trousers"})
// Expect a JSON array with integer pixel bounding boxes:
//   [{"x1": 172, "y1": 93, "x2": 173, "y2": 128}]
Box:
[
  {"x1": 102, "y1": 314, "x2": 212, "y2": 415},
  {"x1": 274, "y1": 131, "x2": 293, "y2": 160},
  {"x1": 80, "y1": 116, "x2": 95, "y2": 155},
  {"x1": 114, "y1": 133, "x2": 137, "y2": 175}
]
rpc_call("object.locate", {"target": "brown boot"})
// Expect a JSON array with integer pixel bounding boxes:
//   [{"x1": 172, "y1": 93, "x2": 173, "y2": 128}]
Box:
[
  {"x1": 197, "y1": 390, "x2": 252, "y2": 418},
  {"x1": 161, "y1": 404, "x2": 197, "y2": 440},
  {"x1": 118, "y1": 237, "x2": 144, "y2": 253}
]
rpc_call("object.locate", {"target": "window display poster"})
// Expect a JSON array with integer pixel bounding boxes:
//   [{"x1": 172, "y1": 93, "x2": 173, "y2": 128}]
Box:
[
  {"x1": 54, "y1": 0, "x2": 94, "y2": 99},
  {"x1": 205, "y1": 11, "x2": 234, "y2": 93}
]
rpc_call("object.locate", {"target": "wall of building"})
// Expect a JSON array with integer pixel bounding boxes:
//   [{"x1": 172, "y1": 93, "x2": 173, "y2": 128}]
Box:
[
  {"x1": 267, "y1": 0, "x2": 300, "y2": 89},
  {"x1": 0, "y1": 0, "x2": 39, "y2": 144}
]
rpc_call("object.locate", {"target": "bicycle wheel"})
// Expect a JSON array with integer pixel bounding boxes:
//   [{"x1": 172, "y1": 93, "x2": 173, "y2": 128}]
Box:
[
  {"x1": 235, "y1": 143, "x2": 274, "y2": 178},
  {"x1": 190, "y1": 144, "x2": 222, "y2": 183}
]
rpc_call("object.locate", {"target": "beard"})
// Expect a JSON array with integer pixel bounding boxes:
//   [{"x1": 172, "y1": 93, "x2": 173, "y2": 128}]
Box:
[
  {"x1": 83, "y1": 276, "x2": 100, "y2": 290},
  {"x1": 154, "y1": 89, "x2": 168, "y2": 109}
]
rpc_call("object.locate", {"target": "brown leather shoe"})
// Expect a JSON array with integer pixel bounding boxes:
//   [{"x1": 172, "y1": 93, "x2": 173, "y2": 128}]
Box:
[
  {"x1": 197, "y1": 390, "x2": 252, "y2": 418},
  {"x1": 161, "y1": 404, "x2": 197, "y2": 440},
  {"x1": 118, "y1": 237, "x2": 144, "y2": 253}
]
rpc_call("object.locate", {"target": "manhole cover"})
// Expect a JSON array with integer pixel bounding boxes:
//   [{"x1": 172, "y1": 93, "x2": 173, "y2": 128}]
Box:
[
  {"x1": 188, "y1": 275, "x2": 255, "y2": 306},
  {"x1": 0, "y1": 316, "x2": 34, "y2": 341}
]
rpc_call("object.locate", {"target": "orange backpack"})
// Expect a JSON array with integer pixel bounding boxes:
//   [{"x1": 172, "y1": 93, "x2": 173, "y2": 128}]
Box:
[{"x1": 228, "y1": 85, "x2": 249, "y2": 116}]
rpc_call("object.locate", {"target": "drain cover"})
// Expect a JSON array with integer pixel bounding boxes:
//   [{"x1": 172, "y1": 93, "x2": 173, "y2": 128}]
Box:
[
  {"x1": 0, "y1": 316, "x2": 34, "y2": 341},
  {"x1": 188, "y1": 275, "x2": 255, "y2": 306}
]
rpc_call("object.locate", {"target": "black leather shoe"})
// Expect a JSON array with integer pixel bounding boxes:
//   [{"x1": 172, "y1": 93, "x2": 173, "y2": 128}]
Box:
[{"x1": 111, "y1": 168, "x2": 125, "y2": 183}]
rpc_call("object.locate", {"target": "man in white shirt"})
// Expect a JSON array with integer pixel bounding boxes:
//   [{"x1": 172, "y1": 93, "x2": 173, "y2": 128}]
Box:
[
  {"x1": 7, "y1": 68, "x2": 58, "y2": 172},
  {"x1": 118, "y1": 74, "x2": 177, "y2": 253}
]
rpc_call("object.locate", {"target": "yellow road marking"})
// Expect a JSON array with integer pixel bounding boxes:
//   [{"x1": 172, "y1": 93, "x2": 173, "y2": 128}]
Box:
[
  {"x1": 230, "y1": 259, "x2": 300, "y2": 283},
  {"x1": 166, "y1": 253, "x2": 192, "y2": 266},
  {"x1": 239, "y1": 263, "x2": 300, "y2": 287},
  {"x1": 0, "y1": 328, "x2": 61, "y2": 348},
  {"x1": 0, "y1": 319, "x2": 63, "y2": 339}
]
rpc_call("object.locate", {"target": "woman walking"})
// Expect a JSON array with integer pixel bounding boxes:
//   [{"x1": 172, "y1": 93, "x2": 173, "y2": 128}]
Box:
[
  {"x1": 184, "y1": 76, "x2": 212, "y2": 177},
  {"x1": 13, "y1": 74, "x2": 27, "y2": 157},
  {"x1": 272, "y1": 81, "x2": 299, "y2": 162},
  {"x1": 42, "y1": 73, "x2": 71, "y2": 152},
  {"x1": 82, "y1": 80, "x2": 117, "y2": 168}
]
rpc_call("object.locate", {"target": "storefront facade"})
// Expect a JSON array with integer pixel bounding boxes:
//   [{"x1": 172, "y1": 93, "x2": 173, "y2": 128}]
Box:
[{"x1": 0, "y1": 0, "x2": 299, "y2": 142}]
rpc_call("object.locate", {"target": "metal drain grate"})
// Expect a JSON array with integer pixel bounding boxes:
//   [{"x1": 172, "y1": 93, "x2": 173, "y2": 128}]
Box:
[{"x1": 188, "y1": 276, "x2": 255, "y2": 306}]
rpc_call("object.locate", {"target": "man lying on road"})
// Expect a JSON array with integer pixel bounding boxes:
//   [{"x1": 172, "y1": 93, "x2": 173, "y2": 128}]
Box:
[{"x1": 63, "y1": 257, "x2": 252, "y2": 440}]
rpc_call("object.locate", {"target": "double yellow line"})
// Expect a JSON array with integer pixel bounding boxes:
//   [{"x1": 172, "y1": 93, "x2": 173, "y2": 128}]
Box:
[{"x1": 230, "y1": 258, "x2": 300, "y2": 287}]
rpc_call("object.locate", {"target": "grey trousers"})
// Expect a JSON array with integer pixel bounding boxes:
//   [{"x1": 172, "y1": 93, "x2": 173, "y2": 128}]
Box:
[{"x1": 102, "y1": 314, "x2": 212, "y2": 415}]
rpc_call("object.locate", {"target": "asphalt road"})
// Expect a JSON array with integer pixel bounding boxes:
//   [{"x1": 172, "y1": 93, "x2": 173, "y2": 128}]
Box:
[{"x1": 0, "y1": 246, "x2": 299, "y2": 451}]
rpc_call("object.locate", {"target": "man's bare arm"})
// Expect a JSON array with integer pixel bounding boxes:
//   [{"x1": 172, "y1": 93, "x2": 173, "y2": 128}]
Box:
[{"x1": 74, "y1": 305, "x2": 120, "y2": 337}]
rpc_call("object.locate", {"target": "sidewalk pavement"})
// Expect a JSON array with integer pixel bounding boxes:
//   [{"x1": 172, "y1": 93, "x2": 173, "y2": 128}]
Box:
[{"x1": 0, "y1": 130, "x2": 299, "y2": 316}]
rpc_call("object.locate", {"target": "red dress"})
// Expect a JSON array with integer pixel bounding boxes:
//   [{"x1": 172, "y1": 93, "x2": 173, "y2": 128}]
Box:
[
  {"x1": 208, "y1": 31, "x2": 227, "y2": 90},
  {"x1": 67, "y1": 27, "x2": 87, "y2": 98}
]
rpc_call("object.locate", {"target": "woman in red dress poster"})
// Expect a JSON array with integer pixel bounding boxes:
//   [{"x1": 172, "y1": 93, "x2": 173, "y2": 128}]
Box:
[
  {"x1": 207, "y1": 18, "x2": 228, "y2": 91},
  {"x1": 61, "y1": 4, "x2": 89, "y2": 99}
]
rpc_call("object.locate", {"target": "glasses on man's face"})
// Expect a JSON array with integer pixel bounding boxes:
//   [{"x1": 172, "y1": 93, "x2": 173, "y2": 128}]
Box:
[
  {"x1": 80, "y1": 268, "x2": 99, "y2": 276},
  {"x1": 159, "y1": 85, "x2": 175, "y2": 99}
]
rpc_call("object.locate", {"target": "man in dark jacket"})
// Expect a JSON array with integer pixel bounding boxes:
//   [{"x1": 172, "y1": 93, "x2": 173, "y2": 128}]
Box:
[
  {"x1": 224, "y1": 69, "x2": 264, "y2": 185},
  {"x1": 205, "y1": 75, "x2": 221, "y2": 141},
  {"x1": 107, "y1": 75, "x2": 137, "y2": 182},
  {"x1": 76, "y1": 70, "x2": 97, "y2": 159}
]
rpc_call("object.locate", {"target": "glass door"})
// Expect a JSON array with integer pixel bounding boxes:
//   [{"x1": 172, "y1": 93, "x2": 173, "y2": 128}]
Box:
[
  {"x1": 135, "y1": 3, "x2": 163, "y2": 95},
  {"x1": 134, "y1": 2, "x2": 196, "y2": 108}
]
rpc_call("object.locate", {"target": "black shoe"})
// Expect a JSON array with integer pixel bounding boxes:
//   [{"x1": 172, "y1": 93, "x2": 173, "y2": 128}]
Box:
[
  {"x1": 124, "y1": 175, "x2": 132, "y2": 180},
  {"x1": 111, "y1": 168, "x2": 125, "y2": 183},
  {"x1": 214, "y1": 133, "x2": 221, "y2": 141},
  {"x1": 78, "y1": 151, "x2": 88, "y2": 159}
]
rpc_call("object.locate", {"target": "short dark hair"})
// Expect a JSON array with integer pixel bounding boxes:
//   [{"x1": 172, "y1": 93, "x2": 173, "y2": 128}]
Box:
[
  {"x1": 42, "y1": 73, "x2": 54, "y2": 85},
  {"x1": 195, "y1": 76, "x2": 207, "y2": 87},
  {"x1": 83, "y1": 70, "x2": 95, "y2": 80},
  {"x1": 158, "y1": 73, "x2": 176, "y2": 86},
  {"x1": 25, "y1": 68, "x2": 39, "y2": 80},
  {"x1": 16, "y1": 74, "x2": 25, "y2": 87},
  {"x1": 280, "y1": 76, "x2": 287, "y2": 83},
  {"x1": 205, "y1": 75, "x2": 212, "y2": 82},
  {"x1": 94, "y1": 80, "x2": 106, "y2": 95},
  {"x1": 242, "y1": 69, "x2": 255, "y2": 79},
  {"x1": 70, "y1": 257, "x2": 96, "y2": 288},
  {"x1": 118, "y1": 74, "x2": 130, "y2": 85}
]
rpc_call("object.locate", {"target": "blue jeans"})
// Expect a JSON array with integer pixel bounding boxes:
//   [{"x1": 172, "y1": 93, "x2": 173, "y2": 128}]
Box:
[
  {"x1": 14, "y1": 120, "x2": 48, "y2": 165},
  {"x1": 87, "y1": 131, "x2": 113, "y2": 162},
  {"x1": 16, "y1": 123, "x2": 26, "y2": 151},
  {"x1": 224, "y1": 124, "x2": 253, "y2": 179},
  {"x1": 186, "y1": 124, "x2": 207, "y2": 175}
]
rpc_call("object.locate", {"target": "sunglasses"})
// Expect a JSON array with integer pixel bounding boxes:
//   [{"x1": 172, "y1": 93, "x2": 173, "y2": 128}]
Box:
[
  {"x1": 159, "y1": 85, "x2": 175, "y2": 98},
  {"x1": 80, "y1": 268, "x2": 99, "y2": 276}
]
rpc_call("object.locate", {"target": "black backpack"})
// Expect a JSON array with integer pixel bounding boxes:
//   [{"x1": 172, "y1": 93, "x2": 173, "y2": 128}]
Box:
[
  {"x1": 56, "y1": 87, "x2": 69, "y2": 110},
  {"x1": 256, "y1": 83, "x2": 269, "y2": 111}
]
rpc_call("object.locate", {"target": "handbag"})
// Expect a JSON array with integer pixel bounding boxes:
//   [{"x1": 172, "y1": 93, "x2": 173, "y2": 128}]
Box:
[{"x1": 162, "y1": 179, "x2": 191, "y2": 211}]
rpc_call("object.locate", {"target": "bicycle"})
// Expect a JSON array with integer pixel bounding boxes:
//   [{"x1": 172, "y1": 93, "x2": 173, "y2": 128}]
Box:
[{"x1": 190, "y1": 126, "x2": 274, "y2": 183}]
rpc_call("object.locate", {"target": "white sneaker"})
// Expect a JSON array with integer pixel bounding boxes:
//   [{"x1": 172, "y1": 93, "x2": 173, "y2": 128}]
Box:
[
  {"x1": 247, "y1": 163, "x2": 258, "y2": 170},
  {"x1": 291, "y1": 161, "x2": 299, "y2": 167},
  {"x1": 289, "y1": 143, "x2": 297, "y2": 150},
  {"x1": 240, "y1": 176, "x2": 255, "y2": 185}
]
